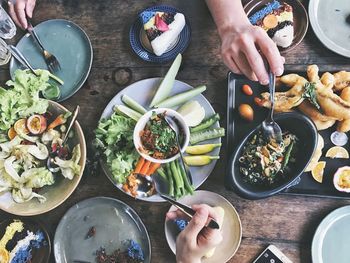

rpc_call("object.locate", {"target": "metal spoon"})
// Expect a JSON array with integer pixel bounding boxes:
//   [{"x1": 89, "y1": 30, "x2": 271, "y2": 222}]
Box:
[
  {"x1": 47, "y1": 106, "x2": 80, "y2": 173},
  {"x1": 164, "y1": 115, "x2": 193, "y2": 184},
  {"x1": 135, "y1": 173, "x2": 220, "y2": 229},
  {"x1": 261, "y1": 70, "x2": 283, "y2": 143}
]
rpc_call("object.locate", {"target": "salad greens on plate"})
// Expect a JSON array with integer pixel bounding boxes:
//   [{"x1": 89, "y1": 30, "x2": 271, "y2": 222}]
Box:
[
  {"x1": 95, "y1": 54, "x2": 225, "y2": 200},
  {"x1": 95, "y1": 112, "x2": 138, "y2": 184},
  {"x1": 0, "y1": 69, "x2": 81, "y2": 203}
]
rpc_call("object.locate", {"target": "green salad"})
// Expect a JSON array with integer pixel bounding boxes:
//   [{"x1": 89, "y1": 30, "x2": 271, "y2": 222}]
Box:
[
  {"x1": 0, "y1": 70, "x2": 81, "y2": 203},
  {"x1": 94, "y1": 112, "x2": 138, "y2": 184},
  {"x1": 239, "y1": 131, "x2": 298, "y2": 185}
]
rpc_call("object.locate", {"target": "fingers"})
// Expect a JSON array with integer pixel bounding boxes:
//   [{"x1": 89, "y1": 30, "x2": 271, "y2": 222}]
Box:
[
  {"x1": 26, "y1": 0, "x2": 36, "y2": 18},
  {"x1": 242, "y1": 39, "x2": 269, "y2": 85},
  {"x1": 234, "y1": 52, "x2": 258, "y2": 82},
  {"x1": 257, "y1": 30, "x2": 284, "y2": 76},
  {"x1": 14, "y1": 0, "x2": 28, "y2": 29},
  {"x1": 181, "y1": 206, "x2": 209, "y2": 238},
  {"x1": 8, "y1": 2, "x2": 22, "y2": 28},
  {"x1": 222, "y1": 54, "x2": 241, "y2": 75}
]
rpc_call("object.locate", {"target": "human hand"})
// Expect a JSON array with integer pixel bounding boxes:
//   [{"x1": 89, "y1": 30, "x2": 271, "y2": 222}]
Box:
[
  {"x1": 166, "y1": 204, "x2": 223, "y2": 263},
  {"x1": 8, "y1": 0, "x2": 36, "y2": 29},
  {"x1": 220, "y1": 23, "x2": 285, "y2": 85}
]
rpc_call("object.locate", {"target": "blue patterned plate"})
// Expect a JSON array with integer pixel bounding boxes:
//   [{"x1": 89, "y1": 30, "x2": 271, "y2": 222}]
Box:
[{"x1": 129, "y1": 5, "x2": 191, "y2": 63}]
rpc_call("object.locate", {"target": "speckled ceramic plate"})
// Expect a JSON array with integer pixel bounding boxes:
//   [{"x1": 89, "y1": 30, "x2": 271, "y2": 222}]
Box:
[
  {"x1": 0, "y1": 218, "x2": 50, "y2": 263},
  {"x1": 164, "y1": 190, "x2": 242, "y2": 263},
  {"x1": 309, "y1": 0, "x2": 350, "y2": 58},
  {"x1": 244, "y1": 0, "x2": 309, "y2": 53},
  {"x1": 0, "y1": 101, "x2": 86, "y2": 216},
  {"x1": 10, "y1": 19, "x2": 93, "y2": 101},
  {"x1": 54, "y1": 197, "x2": 151, "y2": 263},
  {"x1": 100, "y1": 78, "x2": 221, "y2": 202},
  {"x1": 129, "y1": 5, "x2": 191, "y2": 63},
  {"x1": 312, "y1": 205, "x2": 350, "y2": 263}
]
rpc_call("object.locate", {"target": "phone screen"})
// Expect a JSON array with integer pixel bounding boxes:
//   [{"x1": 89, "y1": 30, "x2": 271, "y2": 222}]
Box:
[{"x1": 254, "y1": 248, "x2": 284, "y2": 263}]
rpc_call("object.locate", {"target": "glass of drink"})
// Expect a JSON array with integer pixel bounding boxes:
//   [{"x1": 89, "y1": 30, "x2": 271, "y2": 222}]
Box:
[
  {"x1": 0, "y1": 5, "x2": 16, "y2": 39},
  {"x1": 0, "y1": 38, "x2": 11, "y2": 65}
]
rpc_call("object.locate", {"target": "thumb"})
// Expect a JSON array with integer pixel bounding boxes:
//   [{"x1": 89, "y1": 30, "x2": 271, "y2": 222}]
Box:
[{"x1": 182, "y1": 207, "x2": 208, "y2": 238}]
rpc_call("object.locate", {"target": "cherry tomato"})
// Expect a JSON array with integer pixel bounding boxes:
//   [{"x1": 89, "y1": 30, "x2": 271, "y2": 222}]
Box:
[
  {"x1": 242, "y1": 84, "x2": 253, "y2": 96},
  {"x1": 254, "y1": 97, "x2": 263, "y2": 106},
  {"x1": 238, "y1": 104, "x2": 254, "y2": 121}
]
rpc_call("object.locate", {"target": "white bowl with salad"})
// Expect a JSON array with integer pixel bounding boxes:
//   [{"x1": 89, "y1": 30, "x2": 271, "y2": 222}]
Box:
[
  {"x1": 133, "y1": 108, "x2": 190, "y2": 164},
  {"x1": 0, "y1": 69, "x2": 86, "y2": 216}
]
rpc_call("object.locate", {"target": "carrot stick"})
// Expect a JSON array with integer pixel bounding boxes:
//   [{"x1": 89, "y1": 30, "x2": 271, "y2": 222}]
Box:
[
  {"x1": 134, "y1": 157, "x2": 145, "y2": 173},
  {"x1": 147, "y1": 162, "x2": 161, "y2": 175},
  {"x1": 48, "y1": 114, "x2": 68, "y2": 130},
  {"x1": 140, "y1": 160, "x2": 151, "y2": 175}
]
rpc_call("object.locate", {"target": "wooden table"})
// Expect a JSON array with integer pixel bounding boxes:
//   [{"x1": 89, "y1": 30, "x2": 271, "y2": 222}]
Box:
[{"x1": 1, "y1": 0, "x2": 350, "y2": 262}]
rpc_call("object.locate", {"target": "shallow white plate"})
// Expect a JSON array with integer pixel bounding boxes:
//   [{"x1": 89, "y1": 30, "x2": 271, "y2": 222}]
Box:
[
  {"x1": 309, "y1": 0, "x2": 350, "y2": 58},
  {"x1": 165, "y1": 190, "x2": 242, "y2": 263},
  {"x1": 312, "y1": 205, "x2": 350, "y2": 263},
  {"x1": 100, "y1": 78, "x2": 221, "y2": 202}
]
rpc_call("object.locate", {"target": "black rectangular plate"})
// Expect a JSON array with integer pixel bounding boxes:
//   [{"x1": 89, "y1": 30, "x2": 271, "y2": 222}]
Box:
[{"x1": 226, "y1": 71, "x2": 350, "y2": 199}]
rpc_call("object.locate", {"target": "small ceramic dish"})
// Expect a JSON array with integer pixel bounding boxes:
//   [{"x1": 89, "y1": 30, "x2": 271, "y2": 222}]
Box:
[
  {"x1": 133, "y1": 108, "x2": 190, "y2": 164},
  {"x1": 0, "y1": 218, "x2": 51, "y2": 263},
  {"x1": 244, "y1": 0, "x2": 309, "y2": 53},
  {"x1": 165, "y1": 190, "x2": 242, "y2": 263},
  {"x1": 0, "y1": 101, "x2": 86, "y2": 216},
  {"x1": 129, "y1": 5, "x2": 191, "y2": 63},
  {"x1": 227, "y1": 112, "x2": 318, "y2": 200}
]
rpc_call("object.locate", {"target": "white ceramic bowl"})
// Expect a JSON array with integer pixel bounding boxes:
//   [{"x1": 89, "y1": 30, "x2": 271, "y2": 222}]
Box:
[{"x1": 133, "y1": 108, "x2": 190, "y2": 164}]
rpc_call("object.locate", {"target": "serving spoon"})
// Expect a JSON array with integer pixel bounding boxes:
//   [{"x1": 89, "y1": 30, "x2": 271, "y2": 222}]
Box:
[
  {"x1": 47, "y1": 106, "x2": 80, "y2": 173},
  {"x1": 261, "y1": 69, "x2": 283, "y2": 143},
  {"x1": 164, "y1": 115, "x2": 193, "y2": 184},
  {"x1": 135, "y1": 173, "x2": 220, "y2": 229}
]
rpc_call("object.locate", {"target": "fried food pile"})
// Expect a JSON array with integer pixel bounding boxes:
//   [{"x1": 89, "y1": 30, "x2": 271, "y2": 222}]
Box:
[{"x1": 260, "y1": 65, "x2": 350, "y2": 131}]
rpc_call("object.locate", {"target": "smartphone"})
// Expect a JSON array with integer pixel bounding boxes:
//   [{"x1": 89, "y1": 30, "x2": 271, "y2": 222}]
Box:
[{"x1": 252, "y1": 245, "x2": 293, "y2": 263}]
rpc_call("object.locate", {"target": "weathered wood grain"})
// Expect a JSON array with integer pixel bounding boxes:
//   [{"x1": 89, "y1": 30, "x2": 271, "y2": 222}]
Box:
[{"x1": 1, "y1": 0, "x2": 350, "y2": 262}]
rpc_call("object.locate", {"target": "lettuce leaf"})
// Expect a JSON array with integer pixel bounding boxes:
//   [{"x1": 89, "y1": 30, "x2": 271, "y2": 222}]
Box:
[
  {"x1": 54, "y1": 145, "x2": 81, "y2": 180},
  {"x1": 0, "y1": 69, "x2": 52, "y2": 132},
  {"x1": 94, "y1": 113, "x2": 138, "y2": 184}
]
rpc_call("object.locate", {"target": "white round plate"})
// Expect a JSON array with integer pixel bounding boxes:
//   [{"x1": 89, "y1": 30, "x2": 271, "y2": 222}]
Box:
[
  {"x1": 165, "y1": 190, "x2": 242, "y2": 263},
  {"x1": 100, "y1": 78, "x2": 221, "y2": 202},
  {"x1": 312, "y1": 205, "x2": 350, "y2": 263},
  {"x1": 309, "y1": 0, "x2": 350, "y2": 58}
]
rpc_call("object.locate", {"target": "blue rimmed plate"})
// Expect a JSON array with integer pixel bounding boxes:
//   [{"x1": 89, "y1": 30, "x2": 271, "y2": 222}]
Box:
[
  {"x1": 10, "y1": 19, "x2": 93, "y2": 102},
  {"x1": 129, "y1": 5, "x2": 191, "y2": 63}
]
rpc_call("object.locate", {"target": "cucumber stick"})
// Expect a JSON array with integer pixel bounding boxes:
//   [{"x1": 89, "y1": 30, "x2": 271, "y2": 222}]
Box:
[
  {"x1": 190, "y1": 128, "x2": 225, "y2": 144},
  {"x1": 190, "y1": 114, "x2": 220, "y2": 133},
  {"x1": 150, "y1": 53, "x2": 182, "y2": 107},
  {"x1": 121, "y1": 94, "x2": 147, "y2": 114},
  {"x1": 114, "y1": 105, "x2": 142, "y2": 121},
  {"x1": 155, "y1": 85, "x2": 207, "y2": 108}
]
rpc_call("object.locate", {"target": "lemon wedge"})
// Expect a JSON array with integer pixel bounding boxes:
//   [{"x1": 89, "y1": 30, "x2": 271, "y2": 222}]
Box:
[
  {"x1": 311, "y1": 161, "x2": 326, "y2": 183},
  {"x1": 325, "y1": 146, "x2": 349, "y2": 159}
]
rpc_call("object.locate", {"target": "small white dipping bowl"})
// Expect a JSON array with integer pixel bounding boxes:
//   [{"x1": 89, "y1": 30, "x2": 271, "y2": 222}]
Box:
[{"x1": 133, "y1": 108, "x2": 190, "y2": 164}]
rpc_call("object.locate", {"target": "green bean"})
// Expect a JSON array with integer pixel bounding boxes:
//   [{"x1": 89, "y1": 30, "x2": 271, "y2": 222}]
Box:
[
  {"x1": 282, "y1": 141, "x2": 294, "y2": 169},
  {"x1": 170, "y1": 161, "x2": 184, "y2": 198},
  {"x1": 165, "y1": 163, "x2": 174, "y2": 197},
  {"x1": 177, "y1": 160, "x2": 194, "y2": 195}
]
